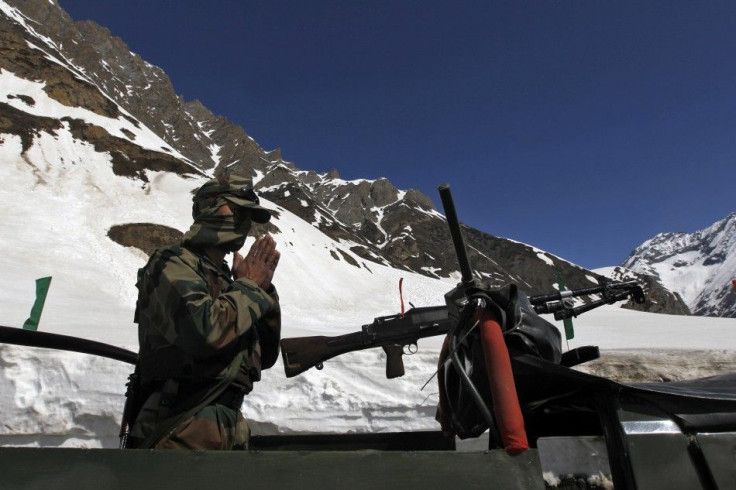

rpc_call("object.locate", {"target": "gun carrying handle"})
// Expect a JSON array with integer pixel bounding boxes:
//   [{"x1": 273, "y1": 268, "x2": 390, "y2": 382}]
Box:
[{"x1": 382, "y1": 344, "x2": 405, "y2": 379}]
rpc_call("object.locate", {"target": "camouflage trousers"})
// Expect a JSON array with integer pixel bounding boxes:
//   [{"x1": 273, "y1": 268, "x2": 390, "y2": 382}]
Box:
[
  {"x1": 155, "y1": 403, "x2": 251, "y2": 450},
  {"x1": 131, "y1": 389, "x2": 250, "y2": 450}
]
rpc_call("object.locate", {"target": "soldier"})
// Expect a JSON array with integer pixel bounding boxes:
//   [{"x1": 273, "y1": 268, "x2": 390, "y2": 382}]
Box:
[{"x1": 128, "y1": 175, "x2": 281, "y2": 450}]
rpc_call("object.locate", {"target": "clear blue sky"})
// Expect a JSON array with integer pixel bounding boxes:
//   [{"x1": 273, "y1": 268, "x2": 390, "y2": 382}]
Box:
[{"x1": 61, "y1": 0, "x2": 736, "y2": 269}]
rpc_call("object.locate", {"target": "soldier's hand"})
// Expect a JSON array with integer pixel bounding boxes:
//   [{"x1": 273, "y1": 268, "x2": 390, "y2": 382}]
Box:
[{"x1": 233, "y1": 235, "x2": 280, "y2": 290}]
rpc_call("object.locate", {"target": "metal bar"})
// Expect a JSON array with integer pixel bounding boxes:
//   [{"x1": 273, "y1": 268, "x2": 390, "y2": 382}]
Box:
[
  {"x1": 438, "y1": 183, "x2": 474, "y2": 285},
  {"x1": 0, "y1": 325, "x2": 137, "y2": 364}
]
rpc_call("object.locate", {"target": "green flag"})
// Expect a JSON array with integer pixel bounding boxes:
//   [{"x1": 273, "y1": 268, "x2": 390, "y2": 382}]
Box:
[
  {"x1": 23, "y1": 277, "x2": 52, "y2": 331},
  {"x1": 563, "y1": 310, "x2": 575, "y2": 340},
  {"x1": 556, "y1": 275, "x2": 574, "y2": 340}
]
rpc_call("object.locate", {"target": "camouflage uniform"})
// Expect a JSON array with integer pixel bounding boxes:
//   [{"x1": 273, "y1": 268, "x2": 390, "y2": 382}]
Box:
[{"x1": 129, "y1": 176, "x2": 280, "y2": 450}]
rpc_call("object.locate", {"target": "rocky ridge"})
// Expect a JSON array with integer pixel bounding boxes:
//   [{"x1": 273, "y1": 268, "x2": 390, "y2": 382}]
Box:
[{"x1": 1, "y1": 0, "x2": 689, "y2": 314}]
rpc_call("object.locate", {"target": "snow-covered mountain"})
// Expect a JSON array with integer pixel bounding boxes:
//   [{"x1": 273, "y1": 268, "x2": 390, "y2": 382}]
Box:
[
  {"x1": 622, "y1": 213, "x2": 736, "y2": 318},
  {"x1": 0, "y1": 0, "x2": 687, "y2": 315}
]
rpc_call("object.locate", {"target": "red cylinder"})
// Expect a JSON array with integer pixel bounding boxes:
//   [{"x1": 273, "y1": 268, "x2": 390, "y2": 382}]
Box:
[{"x1": 477, "y1": 310, "x2": 529, "y2": 453}]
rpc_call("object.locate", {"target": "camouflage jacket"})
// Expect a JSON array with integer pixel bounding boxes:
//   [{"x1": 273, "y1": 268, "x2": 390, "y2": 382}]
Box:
[{"x1": 134, "y1": 243, "x2": 281, "y2": 394}]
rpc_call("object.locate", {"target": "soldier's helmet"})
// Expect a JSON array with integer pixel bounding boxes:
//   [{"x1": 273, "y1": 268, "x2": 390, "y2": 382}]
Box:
[{"x1": 192, "y1": 175, "x2": 271, "y2": 223}]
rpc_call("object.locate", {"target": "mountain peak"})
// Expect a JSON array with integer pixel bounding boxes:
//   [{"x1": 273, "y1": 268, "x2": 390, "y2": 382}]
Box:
[{"x1": 622, "y1": 212, "x2": 736, "y2": 317}]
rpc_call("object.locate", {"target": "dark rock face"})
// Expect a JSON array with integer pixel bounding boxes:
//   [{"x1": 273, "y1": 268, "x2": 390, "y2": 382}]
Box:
[
  {"x1": 107, "y1": 221, "x2": 278, "y2": 256},
  {"x1": 3, "y1": 0, "x2": 692, "y2": 316},
  {"x1": 0, "y1": 21, "x2": 119, "y2": 119},
  {"x1": 0, "y1": 102, "x2": 63, "y2": 153},
  {"x1": 3, "y1": 0, "x2": 275, "y2": 176},
  {"x1": 62, "y1": 117, "x2": 195, "y2": 180},
  {"x1": 108, "y1": 223, "x2": 184, "y2": 256}
]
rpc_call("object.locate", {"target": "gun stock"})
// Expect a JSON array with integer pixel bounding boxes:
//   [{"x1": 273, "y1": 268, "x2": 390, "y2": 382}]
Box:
[{"x1": 281, "y1": 331, "x2": 366, "y2": 378}]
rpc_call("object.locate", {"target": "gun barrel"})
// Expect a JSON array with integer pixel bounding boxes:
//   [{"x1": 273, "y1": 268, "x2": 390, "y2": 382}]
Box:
[
  {"x1": 438, "y1": 183, "x2": 474, "y2": 285},
  {"x1": 529, "y1": 280, "x2": 642, "y2": 306},
  {"x1": 553, "y1": 289, "x2": 635, "y2": 320}
]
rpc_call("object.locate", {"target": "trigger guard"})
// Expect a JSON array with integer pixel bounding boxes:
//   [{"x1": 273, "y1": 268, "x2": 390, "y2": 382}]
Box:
[{"x1": 404, "y1": 343, "x2": 418, "y2": 355}]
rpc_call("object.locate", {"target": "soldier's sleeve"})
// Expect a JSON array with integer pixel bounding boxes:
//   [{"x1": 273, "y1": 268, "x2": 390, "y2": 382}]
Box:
[
  {"x1": 252, "y1": 284, "x2": 281, "y2": 369},
  {"x1": 152, "y1": 254, "x2": 278, "y2": 357}
]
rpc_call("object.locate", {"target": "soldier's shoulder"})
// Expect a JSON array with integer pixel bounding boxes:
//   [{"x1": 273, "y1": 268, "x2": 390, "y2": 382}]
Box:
[
  {"x1": 146, "y1": 244, "x2": 201, "y2": 268},
  {"x1": 164, "y1": 244, "x2": 206, "y2": 269},
  {"x1": 149, "y1": 243, "x2": 183, "y2": 260}
]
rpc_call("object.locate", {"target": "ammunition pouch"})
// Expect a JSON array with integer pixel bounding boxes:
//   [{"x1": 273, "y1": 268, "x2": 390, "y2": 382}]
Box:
[
  {"x1": 156, "y1": 378, "x2": 248, "y2": 411},
  {"x1": 138, "y1": 338, "x2": 259, "y2": 394},
  {"x1": 139, "y1": 346, "x2": 228, "y2": 385}
]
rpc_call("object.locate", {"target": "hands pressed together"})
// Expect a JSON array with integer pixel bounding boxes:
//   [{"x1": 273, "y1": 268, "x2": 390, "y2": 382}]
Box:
[{"x1": 233, "y1": 235, "x2": 280, "y2": 290}]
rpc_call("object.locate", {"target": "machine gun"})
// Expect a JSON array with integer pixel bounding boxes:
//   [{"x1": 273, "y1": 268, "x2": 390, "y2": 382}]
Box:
[
  {"x1": 280, "y1": 183, "x2": 646, "y2": 381},
  {"x1": 281, "y1": 305, "x2": 451, "y2": 379},
  {"x1": 280, "y1": 278, "x2": 645, "y2": 380},
  {"x1": 530, "y1": 280, "x2": 645, "y2": 320}
]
